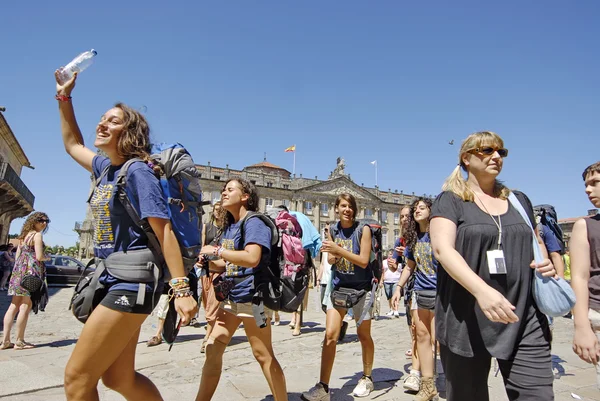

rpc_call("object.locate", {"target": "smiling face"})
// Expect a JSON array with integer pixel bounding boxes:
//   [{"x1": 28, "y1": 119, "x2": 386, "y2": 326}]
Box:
[
  {"x1": 94, "y1": 107, "x2": 126, "y2": 152},
  {"x1": 413, "y1": 201, "x2": 430, "y2": 223},
  {"x1": 336, "y1": 199, "x2": 356, "y2": 224},
  {"x1": 585, "y1": 171, "x2": 600, "y2": 208},
  {"x1": 400, "y1": 206, "x2": 410, "y2": 230}
]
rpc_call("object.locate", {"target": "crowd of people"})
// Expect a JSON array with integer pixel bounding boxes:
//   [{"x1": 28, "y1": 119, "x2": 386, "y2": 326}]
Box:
[{"x1": 0, "y1": 69, "x2": 598, "y2": 401}]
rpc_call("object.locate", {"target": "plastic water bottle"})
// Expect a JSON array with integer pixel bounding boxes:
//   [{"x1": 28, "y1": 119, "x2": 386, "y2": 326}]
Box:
[{"x1": 57, "y1": 49, "x2": 97, "y2": 84}]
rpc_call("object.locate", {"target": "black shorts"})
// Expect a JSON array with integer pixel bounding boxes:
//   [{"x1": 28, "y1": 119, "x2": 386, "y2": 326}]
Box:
[{"x1": 100, "y1": 289, "x2": 160, "y2": 315}]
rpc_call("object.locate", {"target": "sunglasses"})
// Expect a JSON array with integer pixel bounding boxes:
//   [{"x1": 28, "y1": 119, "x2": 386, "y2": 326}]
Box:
[
  {"x1": 469, "y1": 147, "x2": 509, "y2": 158},
  {"x1": 38, "y1": 219, "x2": 50, "y2": 224}
]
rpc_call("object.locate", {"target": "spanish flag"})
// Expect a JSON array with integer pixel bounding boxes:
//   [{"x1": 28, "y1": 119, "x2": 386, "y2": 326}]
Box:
[{"x1": 284, "y1": 145, "x2": 296, "y2": 153}]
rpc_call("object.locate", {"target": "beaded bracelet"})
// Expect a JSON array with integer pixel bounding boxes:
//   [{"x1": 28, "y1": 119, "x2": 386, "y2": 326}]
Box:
[
  {"x1": 170, "y1": 277, "x2": 189, "y2": 287},
  {"x1": 168, "y1": 286, "x2": 193, "y2": 300},
  {"x1": 55, "y1": 94, "x2": 72, "y2": 102},
  {"x1": 217, "y1": 246, "x2": 225, "y2": 258},
  {"x1": 213, "y1": 246, "x2": 221, "y2": 256}
]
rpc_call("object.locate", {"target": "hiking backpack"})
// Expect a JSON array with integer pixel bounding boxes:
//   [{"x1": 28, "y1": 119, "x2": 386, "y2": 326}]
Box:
[
  {"x1": 112, "y1": 142, "x2": 206, "y2": 279},
  {"x1": 329, "y1": 219, "x2": 383, "y2": 283},
  {"x1": 533, "y1": 204, "x2": 565, "y2": 254},
  {"x1": 241, "y1": 209, "x2": 311, "y2": 313}
]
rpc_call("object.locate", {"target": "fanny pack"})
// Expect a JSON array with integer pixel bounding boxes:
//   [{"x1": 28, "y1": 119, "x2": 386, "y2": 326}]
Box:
[
  {"x1": 104, "y1": 248, "x2": 161, "y2": 307},
  {"x1": 415, "y1": 289, "x2": 436, "y2": 310},
  {"x1": 213, "y1": 273, "x2": 254, "y2": 303},
  {"x1": 331, "y1": 287, "x2": 366, "y2": 309}
]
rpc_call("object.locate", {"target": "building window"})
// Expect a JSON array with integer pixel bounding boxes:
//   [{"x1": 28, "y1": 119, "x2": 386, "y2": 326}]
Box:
[
  {"x1": 365, "y1": 208, "x2": 373, "y2": 218},
  {"x1": 393, "y1": 198, "x2": 399, "y2": 204},
  {"x1": 394, "y1": 212, "x2": 399, "y2": 224},
  {"x1": 320, "y1": 203, "x2": 329, "y2": 217},
  {"x1": 394, "y1": 229, "x2": 400, "y2": 239},
  {"x1": 266, "y1": 198, "x2": 274, "y2": 207},
  {"x1": 198, "y1": 173, "x2": 202, "y2": 178},
  {"x1": 250, "y1": 180, "x2": 256, "y2": 185},
  {"x1": 283, "y1": 199, "x2": 290, "y2": 208},
  {"x1": 320, "y1": 222, "x2": 327, "y2": 240},
  {"x1": 305, "y1": 201, "x2": 313, "y2": 212},
  {"x1": 266, "y1": 182, "x2": 273, "y2": 188},
  {"x1": 382, "y1": 229, "x2": 388, "y2": 248},
  {"x1": 381, "y1": 210, "x2": 387, "y2": 223},
  {"x1": 211, "y1": 191, "x2": 221, "y2": 203},
  {"x1": 283, "y1": 184, "x2": 290, "y2": 189},
  {"x1": 213, "y1": 175, "x2": 221, "y2": 180}
]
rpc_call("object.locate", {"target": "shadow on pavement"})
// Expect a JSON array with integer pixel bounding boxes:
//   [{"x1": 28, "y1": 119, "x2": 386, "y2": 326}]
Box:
[
  {"x1": 337, "y1": 367, "x2": 403, "y2": 399},
  {"x1": 35, "y1": 338, "x2": 78, "y2": 348},
  {"x1": 552, "y1": 354, "x2": 574, "y2": 379}
]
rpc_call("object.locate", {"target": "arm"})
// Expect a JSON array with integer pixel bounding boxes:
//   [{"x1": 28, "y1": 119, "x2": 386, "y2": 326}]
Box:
[
  {"x1": 550, "y1": 252, "x2": 565, "y2": 279},
  {"x1": 323, "y1": 225, "x2": 372, "y2": 268},
  {"x1": 570, "y1": 219, "x2": 600, "y2": 364},
  {"x1": 430, "y1": 216, "x2": 519, "y2": 324},
  {"x1": 54, "y1": 71, "x2": 95, "y2": 172},
  {"x1": 391, "y1": 260, "x2": 414, "y2": 309},
  {"x1": 34, "y1": 233, "x2": 49, "y2": 262},
  {"x1": 148, "y1": 217, "x2": 198, "y2": 323}
]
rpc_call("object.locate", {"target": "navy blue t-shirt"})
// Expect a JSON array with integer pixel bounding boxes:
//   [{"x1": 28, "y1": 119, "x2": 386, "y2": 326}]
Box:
[
  {"x1": 540, "y1": 225, "x2": 562, "y2": 254},
  {"x1": 332, "y1": 221, "x2": 372, "y2": 291},
  {"x1": 220, "y1": 215, "x2": 271, "y2": 303},
  {"x1": 90, "y1": 156, "x2": 169, "y2": 292},
  {"x1": 404, "y1": 232, "x2": 439, "y2": 291}
]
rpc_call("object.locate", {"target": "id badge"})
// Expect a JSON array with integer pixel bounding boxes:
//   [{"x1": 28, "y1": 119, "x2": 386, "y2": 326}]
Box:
[{"x1": 487, "y1": 249, "x2": 507, "y2": 275}]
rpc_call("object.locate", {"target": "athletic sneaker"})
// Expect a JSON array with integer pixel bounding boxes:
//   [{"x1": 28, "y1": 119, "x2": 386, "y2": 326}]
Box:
[
  {"x1": 403, "y1": 373, "x2": 421, "y2": 392},
  {"x1": 386, "y1": 310, "x2": 394, "y2": 316},
  {"x1": 301, "y1": 382, "x2": 330, "y2": 401},
  {"x1": 393, "y1": 311, "x2": 400, "y2": 318},
  {"x1": 352, "y1": 375, "x2": 374, "y2": 397}
]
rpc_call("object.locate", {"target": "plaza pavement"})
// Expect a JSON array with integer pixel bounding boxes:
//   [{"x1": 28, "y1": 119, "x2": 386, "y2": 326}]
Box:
[{"x1": 0, "y1": 287, "x2": 599, "y2": 401}]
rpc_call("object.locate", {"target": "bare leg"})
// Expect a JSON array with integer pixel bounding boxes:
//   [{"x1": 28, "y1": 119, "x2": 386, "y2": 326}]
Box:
[
  {"x1": 2, "y1": 296, "x2": 23, "y2": 344},
  {"x1": 15, "y1": 297, "x2": 32, "y2": 342},
  {"x1": 319, "y1": 308, "x2": 345, "y2": 384},
  {"x1": 153, "y1": 318, "x2": 165, "y2": 339},
  {"x1": 411, "y1": 309, "x2": 420, "y2": 371},
  {"x1": 196, "y1": 309, "x2": 241, "y2": 401},
  {"x1": 243, "y1": 316, "x2": 288, "y2": 401},
  {"x1": 415, "y1": 309, "x2": 434, "y2": 378},
  {"x1": 356, "y1": 319, "x2": 374, "y2": 376}
]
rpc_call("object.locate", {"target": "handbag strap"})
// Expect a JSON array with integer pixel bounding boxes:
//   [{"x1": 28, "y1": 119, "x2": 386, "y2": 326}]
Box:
[{"x1": 507, "y1": 192, "x2": 543, "y2": 265}]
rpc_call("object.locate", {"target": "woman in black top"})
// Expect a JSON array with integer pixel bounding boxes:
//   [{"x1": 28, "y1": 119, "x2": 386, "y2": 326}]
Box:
[{"x1": 430, "y1": 131, "x2": 556, "y2": 401}]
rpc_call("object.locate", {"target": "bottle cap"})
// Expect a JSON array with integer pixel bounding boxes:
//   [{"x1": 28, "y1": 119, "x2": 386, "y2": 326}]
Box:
[{"x1": 91, "y1": 49, "x2": 98, "y2": 56}]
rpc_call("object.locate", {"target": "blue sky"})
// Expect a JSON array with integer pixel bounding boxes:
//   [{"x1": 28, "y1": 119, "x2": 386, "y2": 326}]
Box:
[{"x1": 1, "y1": 1, "x2": 598, "y2": 247}]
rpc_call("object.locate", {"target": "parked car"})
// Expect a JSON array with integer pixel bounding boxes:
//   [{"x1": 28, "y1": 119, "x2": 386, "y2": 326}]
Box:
[{"x1": 45, "y1": 255, "x2": 90, "y2": 285}]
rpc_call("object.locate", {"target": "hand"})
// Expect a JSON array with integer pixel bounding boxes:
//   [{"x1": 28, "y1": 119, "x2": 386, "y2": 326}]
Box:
[
  {"x1": 391, "y1": 287, "x2": 402, "y2": 310},
  {"x1": 573, "y1": 326, "x2": 600, "y2": 364},
  {"x1": 475, "y1": 286, "x2": 519, "y2": 324},
  {"x1": 530, "y1": 258, "x2": 556, "y2": 278},
  {"x1": 174, "y1": 296, "x2": 198, "y2": 326},
  {"x1": 200, "y1": 245, "x2": 217, "y2": 257},
  {"x1": 395, "y1": 246, "x2": 406, "y2": 255},
  {"x1": 321, "y1": 240, "x2": 340, "y2": 256},
  {"x1": 55, "y1": 69, "x2": 77, "y2": 97}
]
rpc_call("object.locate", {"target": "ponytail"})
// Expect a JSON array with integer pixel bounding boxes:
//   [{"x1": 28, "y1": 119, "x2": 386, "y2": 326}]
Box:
[{"x1": 442, "y1": 164, "x2": 475, "y2": 202}]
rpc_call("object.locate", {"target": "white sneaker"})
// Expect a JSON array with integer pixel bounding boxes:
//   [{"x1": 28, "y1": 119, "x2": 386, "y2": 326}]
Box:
[
  {"x1": 393, "y1": 310, "x2": 400, "y2": 318},
  {"x1": 386, "y1": 310, "x2": 394, "y2": 316},
  {"x1": 352, "y1": 376, "x2": 374, "y2": 397},
  {"x1": 301, "y1": 382, "x2": 330, "y2": 401},
  {"x1": 403, "y1": 373, "x2": 421, "y2": 392}
]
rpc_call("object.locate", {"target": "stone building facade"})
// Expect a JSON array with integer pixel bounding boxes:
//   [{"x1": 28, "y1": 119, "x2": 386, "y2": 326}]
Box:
[
  {"x1": 74, "y1": 157, "x2": 427, "y2": 257},
  {"x1": 0, "y1": 109, "x2": 35, "y2": 244}
]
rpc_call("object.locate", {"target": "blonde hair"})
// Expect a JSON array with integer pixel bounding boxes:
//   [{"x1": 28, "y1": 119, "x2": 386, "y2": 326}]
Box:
[{"x1": 442, "y1": 131, "x2": 511, "y2": 201}]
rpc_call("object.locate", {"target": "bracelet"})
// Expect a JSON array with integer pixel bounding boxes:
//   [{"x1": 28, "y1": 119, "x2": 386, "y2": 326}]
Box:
[
  {"x1": 170, "y1": 277, "x2": 190, "y2": 287},
  {"x1": 168, "y1": 287, "x2": 193, "y2": 299},
  {"x1": 213, "y1": 246, "x2": 221, "y2": 256},
  {"x1": 55, "y1": 94, "x2": 72, "y2": 102},
  {"x1": 217, "y1": 246, "x2": 225, "y2": 258}
]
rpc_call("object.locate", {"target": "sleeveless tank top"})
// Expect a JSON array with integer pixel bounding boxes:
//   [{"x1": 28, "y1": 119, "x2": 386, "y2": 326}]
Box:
[{"x1": 586, "y1": 215, "x2": 600, "y2": 309}]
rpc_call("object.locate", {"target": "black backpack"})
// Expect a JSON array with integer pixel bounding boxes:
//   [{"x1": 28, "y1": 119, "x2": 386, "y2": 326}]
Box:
[
  {"x1": 534, "y1": 204, "x2": 565, "y2": 254},
  {"x1": 329, "y1": 219, "x2": 383, "y2": 283}
]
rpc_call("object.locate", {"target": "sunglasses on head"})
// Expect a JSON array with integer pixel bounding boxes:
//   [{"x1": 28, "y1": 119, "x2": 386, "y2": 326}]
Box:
[
  {"x1": 470, "y1": 147, "x2": 509, "y2": 158},
  {"x1": 38, "y1": 218, "x2": 50, "y2": 223}
]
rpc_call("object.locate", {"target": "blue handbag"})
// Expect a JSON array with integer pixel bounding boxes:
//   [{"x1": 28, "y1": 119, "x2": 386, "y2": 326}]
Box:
[{"x1": 508, "y1": 192, "x2": 576, "y2": 317}]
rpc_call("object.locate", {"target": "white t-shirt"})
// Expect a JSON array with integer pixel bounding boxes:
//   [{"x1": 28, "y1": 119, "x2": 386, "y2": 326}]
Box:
[
  {"x1": 383, "y1": 259, "x2": 401, "y2": 283},
  {"x1": 320, "y1": 252, "x2": 332, "y2": 284}
]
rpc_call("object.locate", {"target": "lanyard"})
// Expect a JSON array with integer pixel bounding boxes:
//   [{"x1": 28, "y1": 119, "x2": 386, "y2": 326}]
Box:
[{"x1": 474, "y1": 192, "x2": 503, "y2": 249}]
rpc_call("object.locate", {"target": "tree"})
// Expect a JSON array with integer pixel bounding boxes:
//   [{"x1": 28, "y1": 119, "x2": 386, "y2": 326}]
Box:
[{"x1": 8, "y1": 233, "x2": 19, "y2": 239}]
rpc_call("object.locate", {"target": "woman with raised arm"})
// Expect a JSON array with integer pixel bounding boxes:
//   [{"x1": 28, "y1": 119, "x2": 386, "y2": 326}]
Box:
[
  {"x1": 302, "y1": 193, "x2": 375, "y2": 401},
  {"x1": 1, "y1": 212, "x2": 50, "y2": 350},
  {"x1": 55, "y1": 71, "x2": 197, "y2": 400},
  {"x1": 429, "y1": 131, "x2": 556, "y2": 401},
  {"x1": 196, "y1": 178, "x2": 287, "y2": 401}
]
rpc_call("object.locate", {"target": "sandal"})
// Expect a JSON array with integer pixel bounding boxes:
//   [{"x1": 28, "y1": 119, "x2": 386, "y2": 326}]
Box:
[
  {"x1": 146, "y1": 336, "x2": 162, "y2": 347},
  {"x1": 1, "y1": 341, "x2": 14, "y2": 350},
  {"x1": 14, "y1": 340, "x2": 34, "y2": 350},
  {"x1": 200, "y1": 340, "x2": 207, "y2": 354}
]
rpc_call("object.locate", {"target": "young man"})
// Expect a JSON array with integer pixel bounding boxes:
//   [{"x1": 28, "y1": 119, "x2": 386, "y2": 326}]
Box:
[{"x1": 571, "y1": 161, "x2": 600, "y2": 389}]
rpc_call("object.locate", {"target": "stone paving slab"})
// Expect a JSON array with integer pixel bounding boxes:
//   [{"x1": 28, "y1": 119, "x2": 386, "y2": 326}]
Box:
[{"x1": 1, "y1": 287, "x2": 599, "y2": 400}]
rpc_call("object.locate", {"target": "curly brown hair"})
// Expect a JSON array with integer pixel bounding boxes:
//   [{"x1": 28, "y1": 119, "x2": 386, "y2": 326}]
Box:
[
  {"x1": 19, "y1": 211, "x2": 49, "y2": 240},
  {"x1": 222, "y1": 179, "x2": 260, "y2": 229},
  {"x1": 113, "y1": 103, "x2": 160, "y2": 174},
  {"x1": 404, "y1": 198, "x2": 432, "y2": 252}
]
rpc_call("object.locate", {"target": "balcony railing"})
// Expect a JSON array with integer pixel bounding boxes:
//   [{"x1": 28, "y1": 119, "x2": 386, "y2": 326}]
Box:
[{"x1": 0, "y1": 162, "x2": 34, "y2": 207}]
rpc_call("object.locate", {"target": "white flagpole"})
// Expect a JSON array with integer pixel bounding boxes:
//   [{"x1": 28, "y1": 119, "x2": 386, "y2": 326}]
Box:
[
  {"x1": 293, "y1": 145, "x2": 296, "y2": 176},
  {"x1": 375, "y1": 161, "x2": 378, "y2": 187}
]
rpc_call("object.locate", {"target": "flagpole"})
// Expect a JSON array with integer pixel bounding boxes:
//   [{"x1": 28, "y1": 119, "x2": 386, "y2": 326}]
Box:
[
  {"x1": 293, "y1": 145, "x2": 296, "y2": 176},
  {"x1": 375, "y1": 162, "x2": 378, "y2": 187}
]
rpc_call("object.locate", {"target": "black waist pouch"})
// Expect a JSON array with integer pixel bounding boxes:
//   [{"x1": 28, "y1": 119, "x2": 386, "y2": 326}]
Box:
[
  {"x1": 415, "y1": 289, "x2": 436, "y2": 310},
  {"x1": 331, "y1": 287, "x2": 366, "y2": 309}
]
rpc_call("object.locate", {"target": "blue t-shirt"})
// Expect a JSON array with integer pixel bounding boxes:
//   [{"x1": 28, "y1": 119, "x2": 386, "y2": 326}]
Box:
[
  {"x1": 220, "y1": 215, "x2": 271, "y2": 303},
  {"x1": 540, "y1": 225, "x2": 562, "y2": 254},
  {"x1": 332, "y1": 221, "x2": 372, "y2": 290},
  {"x1": 392, "y1": 237, "x2": 406, "y2": 263},
  {"x1": 404, "y1": 232, "x2": 439, "y2": 291},
  {"x1": 90, "y1": 156, "x2": 169, "y2": 292}
]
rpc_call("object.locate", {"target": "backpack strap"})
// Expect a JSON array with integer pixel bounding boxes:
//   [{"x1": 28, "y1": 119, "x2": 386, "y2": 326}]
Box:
[{"x1": 87, "y1": 164, "x2": 111, "y2": 203}]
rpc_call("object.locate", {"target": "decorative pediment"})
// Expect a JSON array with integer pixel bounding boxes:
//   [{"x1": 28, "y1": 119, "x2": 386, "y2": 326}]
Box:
[{"x1": 295, "y1": 177, "x2": 381, "y2": 203}]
